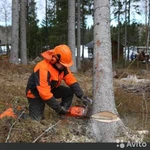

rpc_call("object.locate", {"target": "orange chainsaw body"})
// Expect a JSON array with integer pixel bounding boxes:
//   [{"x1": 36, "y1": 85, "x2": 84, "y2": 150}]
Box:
[{"x1": 66, "y1": 106, "x2": 87, "y2": 118}]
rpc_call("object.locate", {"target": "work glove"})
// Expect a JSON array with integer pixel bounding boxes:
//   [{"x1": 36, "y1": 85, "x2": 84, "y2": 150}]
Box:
[
  {"x1": 58, "y1": 106, "x2": 68, "y2": 115},
  {"x1": 81, "y1": 95, "x2": 93, "y2": 106},
  {"x1": 46, "y1": 97, "x2": 68, "y2": 116}
]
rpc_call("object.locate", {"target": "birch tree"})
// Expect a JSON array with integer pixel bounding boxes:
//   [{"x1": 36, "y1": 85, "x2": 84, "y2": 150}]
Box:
[
  {"x1": 9, "y1": 0, "x2": 19, "y2": 64},
  {"x1": 90, "y1": 0, "x2": 122, "y2": 142},
  {"x1": 20, "y1": 0, "x2": 28, "y2": 65},
  {"x1": 68, "y1": 0, "x2": 77, "y2": 72}
]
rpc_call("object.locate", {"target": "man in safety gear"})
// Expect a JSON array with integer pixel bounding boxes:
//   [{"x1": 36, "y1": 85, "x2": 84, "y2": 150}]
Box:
[{"x1": 26, "y1": 44, "x2": 92, "y2": 121}]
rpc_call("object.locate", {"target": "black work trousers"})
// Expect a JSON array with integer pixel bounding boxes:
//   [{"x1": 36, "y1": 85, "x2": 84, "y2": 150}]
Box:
[{"x1": 27, "y1": 85, "x2": 74, "y2": 121}]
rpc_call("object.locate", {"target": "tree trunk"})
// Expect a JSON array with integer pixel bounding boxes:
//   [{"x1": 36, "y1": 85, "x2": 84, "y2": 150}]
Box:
[
  {"x1": 90, "y1": 0, "x2": 123, "y2": 142},
  {"x1": 68, "y1": 0, "x2": 77, "y2": 72},
  {"x1": 77, "y1": 0, "x2": 81, "y2": 70},
  {"x1": 9, "y1": 0, "x2": 19, "y2": 64},
  {"x1": 124, "y1": 0, "x2": 127, "y2": 65},
  {"x1": 20, "y1": 0, "x2": 28, "y2": 65},
  {"x1": 117, "y1": 0, "x2": 121, "y2": 64}
]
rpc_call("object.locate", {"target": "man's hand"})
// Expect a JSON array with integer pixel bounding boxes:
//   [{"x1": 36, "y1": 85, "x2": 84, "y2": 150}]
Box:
[{"x1": 81, "y1": 95, "x2": 93, "y2": 106}]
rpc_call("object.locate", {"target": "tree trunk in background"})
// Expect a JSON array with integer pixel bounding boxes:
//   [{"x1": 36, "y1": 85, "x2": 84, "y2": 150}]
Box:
[
  {"x1": 124, "y1": 0, "x2": 127, "y2": 65},
  {"x1": 90, "y1": 0, "x2": 123, "y2": 142},
  {"x1": 45, "y1": 0, "x2": 48, "y2": 48},
  {"x1": 117, "y1": 0, "x2": 121, "y2": 64},
  {"x1": 127, "y1": 0, "x2": 131, "y2": 61},
  {"x1": 77, "y1": 0, "x2": 81, "y2": 70},
  {"x1": 20, "y1": 0, "x2": 28, "y2": 65},
  {"x1": 68, "y1": 0, "x2": 77, "y2": 72},
  {"x1": 9, "y1": 0, "x2": 19, "y2": 64}
]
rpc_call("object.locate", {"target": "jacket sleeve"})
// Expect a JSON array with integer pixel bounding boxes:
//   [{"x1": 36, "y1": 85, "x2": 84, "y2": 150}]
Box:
[
  {"x1": 63, "y1": 68, "x2": 77, "y2": 86},
  {"x1": 63, "y1": 68, "x2": 84, "y2": 98},
  {"x1": 70, "y1": 82, "x2": 84, "y2": 98},
  {"x1": 45, "y1": 96, "x2": 62, "y2": 112},
  {"x1": 35, "y1": 68, "x2": 53, "y2": 100}
]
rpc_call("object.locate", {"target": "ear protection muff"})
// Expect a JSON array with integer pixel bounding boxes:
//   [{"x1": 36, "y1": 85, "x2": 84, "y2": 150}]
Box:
[{"x1": 50, "y1": 56, "x2": 57, "y2": 64}]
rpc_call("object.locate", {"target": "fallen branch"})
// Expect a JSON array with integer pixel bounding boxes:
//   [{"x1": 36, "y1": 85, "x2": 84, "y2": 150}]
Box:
[
  {"x1": 5, "y1": 110, "x2": 25, "y2": 143},
  {"x1": 32, "y1": 120, "x2": 62, "y2": 143}
]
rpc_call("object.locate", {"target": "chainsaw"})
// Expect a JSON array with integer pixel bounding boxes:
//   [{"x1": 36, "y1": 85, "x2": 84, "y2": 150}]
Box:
[
  {"x1": 65, "y1": 105, "x2": 121, "y2": 123},
  {"x1": 65, "y1": 105, "x2": 92, "y2": 119}
]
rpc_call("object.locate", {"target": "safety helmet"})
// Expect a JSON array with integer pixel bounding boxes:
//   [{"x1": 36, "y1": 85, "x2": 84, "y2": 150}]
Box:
[{"x1": 53, "y1": 44, "x2": 73, "y2": 67}]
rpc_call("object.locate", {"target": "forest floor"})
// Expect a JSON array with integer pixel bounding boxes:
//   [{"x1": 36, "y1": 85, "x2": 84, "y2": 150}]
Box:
[{"x1": 0, "y1": 60, "x2": 150, "y2": 143}]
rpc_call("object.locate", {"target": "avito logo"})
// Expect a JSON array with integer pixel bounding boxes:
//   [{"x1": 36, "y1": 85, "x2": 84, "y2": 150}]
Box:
[
  {"x1": 126, "y1": 141, "x2": 147, "y2": 148},
  {"x1": 116, "y1": 139, "x2": 147, "y2": 148}
]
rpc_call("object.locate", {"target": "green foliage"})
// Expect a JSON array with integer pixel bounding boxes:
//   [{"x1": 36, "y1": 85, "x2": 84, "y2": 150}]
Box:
[
  {"x1": 26, "y1": 0, "x2": 94, "y2": 58},
  {"x1": 40, "y1": 0, "x2": 68, "y2": 48},
  {"x1": 38, "y1": 0, "x2": 94, "y2": 50},
  {"x1": 84, "y1": 25, "x2": 93, "y2": 44},
  {"x1": 111, "y1": 0, "x2": 142, "y2": 23},
  {"x1": 76, "y1": 0, "x2": 93, "y2": 46},
  {"x1": 111, "y1": 23, "x2": 146, "y2": 46},
  {"x1": 27, "y1": 0, "x2": 41, "y2": 59}
]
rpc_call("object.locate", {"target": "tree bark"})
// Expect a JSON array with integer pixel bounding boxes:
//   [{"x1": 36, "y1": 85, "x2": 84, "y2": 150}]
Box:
[
  {"x1": 77, "y1": 0, "x2": 81, "y2": 70},
  {"x1": 9, "y1": 0, "x2": 19, "y2": 64},
  {"x1": 68, "y1": 0, "x2": 77, "y2": 72},
  {"x1": 20, "y1": 0, "x2": 28, "y2": 65},
  {"x1": 90, "y1": 0, "x2": 123, "y2": 142}
]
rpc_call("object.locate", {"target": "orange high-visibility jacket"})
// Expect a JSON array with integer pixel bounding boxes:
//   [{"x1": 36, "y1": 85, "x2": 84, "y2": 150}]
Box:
[{"x1": 26, "y1": 50, "x2": 83, "y2": 101}]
